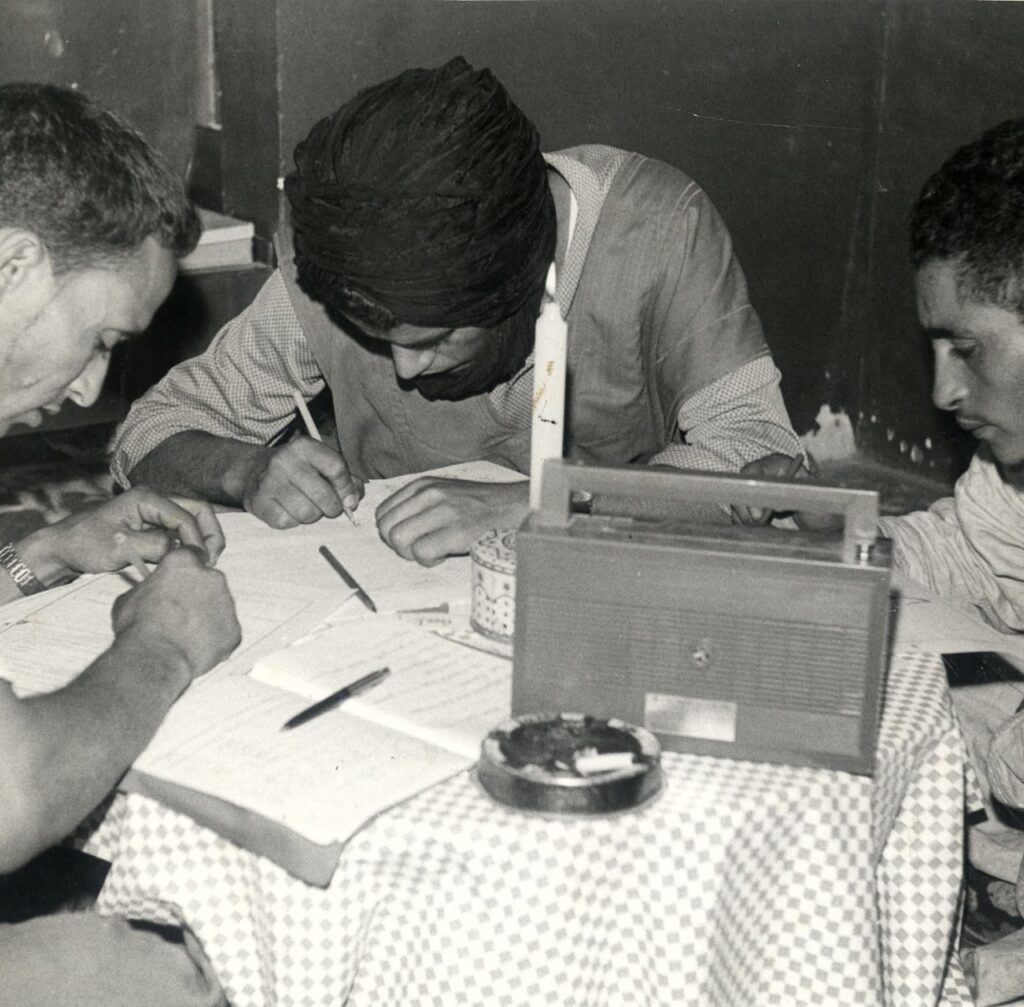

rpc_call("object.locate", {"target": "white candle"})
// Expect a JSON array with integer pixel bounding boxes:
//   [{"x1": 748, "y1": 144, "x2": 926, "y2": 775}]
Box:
[{"x1": 529, "y1": 263, "x2": 568, "y2": 510}]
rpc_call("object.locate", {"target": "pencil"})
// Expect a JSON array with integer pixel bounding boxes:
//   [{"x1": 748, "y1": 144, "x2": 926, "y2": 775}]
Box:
[
  {"x1": 290, "y1": 389, "x2": 322, "y2": 443},
  {"x1": 114, "y1": 532, "x2": 150, "y2": 580},
  {"x1": 281, "y1": 667, "x2": 390, "y2": 730},
  {"x1": 290, "y1": 389, "x2": 357, "y2": 525}
]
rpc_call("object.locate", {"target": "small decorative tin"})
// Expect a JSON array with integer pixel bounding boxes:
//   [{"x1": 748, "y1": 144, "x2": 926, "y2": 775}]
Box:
[
  {"x1": 470, "y1": 529, "x2": 517, "y2": 643},
  {"x1": 478, "y1": 712, "x2": 663, "y2": 815}
]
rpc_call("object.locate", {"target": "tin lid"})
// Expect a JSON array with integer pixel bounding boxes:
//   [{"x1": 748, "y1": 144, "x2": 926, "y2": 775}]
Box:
[
  {"x1": 471, "y1": 528, "x2": 517, "y2": 573},
  {"x1": 478, "y1": 712, "x2": 662, "y2": 815}
]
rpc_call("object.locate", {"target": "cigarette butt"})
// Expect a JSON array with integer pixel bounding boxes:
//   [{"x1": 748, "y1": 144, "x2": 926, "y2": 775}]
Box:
[{"x1": 574, "y1": 751, "x2": 636, "y2": 775}]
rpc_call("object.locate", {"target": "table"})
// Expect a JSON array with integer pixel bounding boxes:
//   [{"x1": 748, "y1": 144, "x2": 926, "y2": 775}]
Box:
[{"x1": 79, "y1": 649, "x2": 972, "y2": 1007}]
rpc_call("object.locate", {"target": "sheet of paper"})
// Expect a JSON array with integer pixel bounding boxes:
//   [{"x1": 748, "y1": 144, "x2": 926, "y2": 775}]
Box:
[
  {"x1": 217, "y1": 460, "x2": 526, "y2": 614},
  {"x1": 890, "y1": 570, "x2": 1024, "y2": 661},
  {"x1": 0, "y1": 576, "x2": 123, "y2": 695},
  {"x1": 250, "y1": 615, "x2": 512, "y2": 759},
  {"x1": 132, "y1": 673, "x2": 471, "y2": 846},
  {"x1": 0, "y1": 545, "x2": 349, "y2": 697},
  {"x1": 0, "y1": 460, "x2": 519, "y2": 694}
]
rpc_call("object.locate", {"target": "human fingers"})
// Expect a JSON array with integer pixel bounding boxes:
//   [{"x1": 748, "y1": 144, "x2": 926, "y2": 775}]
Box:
[
  {"x1": 731, "y1": 504, "x2": 772, "y2": 526},
  {"x1": 116, "y1": 547, "x2": 241, "y2": 678},
  {"x1": 246, "y1": 442, "x2": 361, "y2": 526},
  {"x1": 375, "y1": 477, "x2": 441, "y2": 524},
  {"x1": 376, "y1": 484, "x2": 452, "y2": 561},
  {"x1": 287, "y1": 439, "x2": 363, "y2": 514},
  {"x1": 120, "y1": 488, "x2": 220, "y2": 563},
  {"x1": 243, "y1": 460, "x2": 337, "y2": 528},
  {"x1": 169, "y1": 497, "x2": 226, "y2": 563}
]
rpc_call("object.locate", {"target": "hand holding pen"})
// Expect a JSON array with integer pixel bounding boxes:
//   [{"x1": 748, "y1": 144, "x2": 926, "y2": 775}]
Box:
[{"x1": 234, "y1": 392, "x2": 364, "y2": 530}]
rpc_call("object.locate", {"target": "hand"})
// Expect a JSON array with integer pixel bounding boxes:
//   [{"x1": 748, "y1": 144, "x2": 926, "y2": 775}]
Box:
[
  {"x1": 376, "y1": 478, "x2": 529, "y2": 566},
  {"x1": 17, "y1": 488, "x2": 226, "y2": 585},
  {"x1": 239, "y1": 438, "x2": 364, "y2": 529},
  {"x1": 732, "y1": 452, "x2": 843, "y2": 532},
  {"x1": 731, "y1": 453, "x2": 807, "y2": 526},
  {"x1": 111, "y1": 547, "x2": 241, "y2": 681}
]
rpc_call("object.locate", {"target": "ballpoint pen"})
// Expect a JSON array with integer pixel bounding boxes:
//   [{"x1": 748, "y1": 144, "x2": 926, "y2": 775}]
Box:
[
  {"x1": 281, "y1": 667, "x2": 390, "y2": 730},
  {"x1": 318, "y1": 544, "x2": 378, "y2": 613}
]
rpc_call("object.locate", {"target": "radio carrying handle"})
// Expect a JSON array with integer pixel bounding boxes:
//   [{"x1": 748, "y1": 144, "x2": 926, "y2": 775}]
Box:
[{"x1": 533, "y1": 459, "x2": 880, "y2": 566}]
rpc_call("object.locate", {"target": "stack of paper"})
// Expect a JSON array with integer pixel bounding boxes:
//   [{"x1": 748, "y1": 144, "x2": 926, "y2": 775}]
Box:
[
  {"x1": 179, "y1": 208, "x2": 255, "y2": 272},
  {"x1": 0, "y1": 461, "x2": 524, "y2": 885}
]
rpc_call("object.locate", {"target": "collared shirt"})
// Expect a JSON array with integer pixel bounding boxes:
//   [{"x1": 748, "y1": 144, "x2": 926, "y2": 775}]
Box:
[{"x1": 112, "y1": 148, "x2": 801, "y2": 485}]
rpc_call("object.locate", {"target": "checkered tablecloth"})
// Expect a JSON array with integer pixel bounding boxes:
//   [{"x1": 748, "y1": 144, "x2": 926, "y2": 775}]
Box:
[{"x1": 82, "y1": 651, "x2": 972, "y2": 1006}]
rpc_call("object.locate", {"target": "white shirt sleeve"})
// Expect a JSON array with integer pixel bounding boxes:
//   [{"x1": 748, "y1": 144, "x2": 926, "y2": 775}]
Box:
[{"x1": 879, "y1": 448, "x2": 1024, "y2": 632}]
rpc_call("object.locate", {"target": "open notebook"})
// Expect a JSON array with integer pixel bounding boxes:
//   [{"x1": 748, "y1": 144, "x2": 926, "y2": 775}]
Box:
[
  {"x1": 126, "y1": 614, "x2": 510, "y2": 885},
  {"x1": 0, "y1": 461, "x2": 522, "y2": 885}
]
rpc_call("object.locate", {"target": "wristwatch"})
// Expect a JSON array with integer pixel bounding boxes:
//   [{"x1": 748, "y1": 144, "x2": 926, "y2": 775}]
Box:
[{"x1": 0, "y1": 542, "x2": 46, "y2": 595}]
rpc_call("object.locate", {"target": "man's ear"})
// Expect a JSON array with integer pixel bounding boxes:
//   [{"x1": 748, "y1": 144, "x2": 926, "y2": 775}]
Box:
[{"x1": 0, "y1": 229, "x2": 47, "y2": 300}]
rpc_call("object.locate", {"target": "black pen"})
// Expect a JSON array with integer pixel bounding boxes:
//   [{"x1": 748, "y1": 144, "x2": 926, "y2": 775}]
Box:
[
  {"x1": 281, "y1": 667, "x2": 390, "y2": 731},
  {"x1": 318, "y1": 544, "x2": 377, "y2": 613}
]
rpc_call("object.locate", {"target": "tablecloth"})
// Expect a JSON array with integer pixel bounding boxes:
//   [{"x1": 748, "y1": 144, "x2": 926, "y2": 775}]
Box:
[{"x1": 81, "y1": 650, "x2": 972, "y2": 1007}]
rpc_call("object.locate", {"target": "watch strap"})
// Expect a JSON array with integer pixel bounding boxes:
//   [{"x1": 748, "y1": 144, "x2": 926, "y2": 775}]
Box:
[{"x1": 0, "y1": 542, "x2": 46, "y2": 596}]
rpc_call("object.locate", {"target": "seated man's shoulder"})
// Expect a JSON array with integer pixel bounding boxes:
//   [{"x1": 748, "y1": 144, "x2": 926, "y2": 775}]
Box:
[{"x1": 959, "y1": 445, "x2": 1024, "y2": 511}]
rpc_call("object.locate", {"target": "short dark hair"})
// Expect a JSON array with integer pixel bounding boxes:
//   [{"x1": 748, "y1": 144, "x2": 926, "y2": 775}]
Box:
[
  {"x1": 910, "y1": 117, "x2": 1024, "y2": 316},
  {"x1": 0, "y1": 83, "x2": 199, "y2": 273}
]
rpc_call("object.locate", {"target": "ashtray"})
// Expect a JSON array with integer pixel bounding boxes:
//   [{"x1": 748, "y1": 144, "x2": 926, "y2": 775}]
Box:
[{"x1": 477, "y1": 712, "x2": 663, "y2": 815}]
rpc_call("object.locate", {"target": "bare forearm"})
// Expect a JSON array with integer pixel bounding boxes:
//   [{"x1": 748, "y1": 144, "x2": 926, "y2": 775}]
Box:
[
  {"x1": 0, "y1": 528, "x2": 70, "y2": 609},
  {"x1": 127, "y1": 430, "x2": 268, "y2": 507},
  {"x1": 0, "y1": 630, "x2": 192, "y2": 871}
]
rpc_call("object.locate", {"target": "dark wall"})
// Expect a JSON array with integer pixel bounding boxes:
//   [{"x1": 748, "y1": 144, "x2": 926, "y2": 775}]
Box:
[
  {"x1": 5, "y1": 1, "x2": 1024, "y2": 483},
  {"x1": 271, "y1": 0, "x2": 1024, "y2": 482},
  {"x1": 276, "y1": 0, "x2": 880, "y2": 445},
  {"x1": 860, "y1": 2, "x2": 1024, "y2": 475},
  {"x1": 0, "y1": 0, "x2": 201, "y2": 179}
]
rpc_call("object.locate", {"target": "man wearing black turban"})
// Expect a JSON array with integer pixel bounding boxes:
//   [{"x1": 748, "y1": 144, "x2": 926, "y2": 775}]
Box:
[{"x1": 113, "y1": 58, "x2": 802, "y2": 565}]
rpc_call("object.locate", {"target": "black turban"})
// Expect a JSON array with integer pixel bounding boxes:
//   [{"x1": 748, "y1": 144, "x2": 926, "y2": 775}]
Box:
[{"x1": 285, "y1": 57, "x2": 555, "y2": 328}]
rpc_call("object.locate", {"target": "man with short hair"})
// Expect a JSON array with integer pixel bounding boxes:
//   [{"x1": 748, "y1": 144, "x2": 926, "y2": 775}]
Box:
[
  {"x1": 878, "y1": 118, "x2": 1024, "y2": 631},
  {"x1": 0, "y1": 82, "x2": 240, "y2": 1006},
  {"x1": 113, "y1": 57, "x2": 803, "y2": 564},
  {"x1": 873, "y1": 118, "x2": 1024, "y2": 997}
]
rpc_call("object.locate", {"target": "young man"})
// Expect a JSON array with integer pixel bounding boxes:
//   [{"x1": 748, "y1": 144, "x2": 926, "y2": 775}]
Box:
[
  {"x1": 0, "y1": 83, "x2": 240, "y2": 1005},
  {"x1": 874, "y1": 119, "x2": 1024, "y2": 987},
  {"x1": 877, "y1": 118, "x2": 1024, "y2": 634},
  {"x1": 112, "y1": 57, "x2": 803, "y2": 565}
]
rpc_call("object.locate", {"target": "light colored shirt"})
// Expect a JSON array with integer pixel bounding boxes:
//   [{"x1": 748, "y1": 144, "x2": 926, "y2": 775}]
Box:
[
  {"x1": 111, "y1": 270, "x2": 797, "y2": 486},
  {"x1": 879, "y1": 446, "x2": 1024, "y2": 632},
  {"x1": 113, "y1": 144, "x2": 801, "y2": 485}
]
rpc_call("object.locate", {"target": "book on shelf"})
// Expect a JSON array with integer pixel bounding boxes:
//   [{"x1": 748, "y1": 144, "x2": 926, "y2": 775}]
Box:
[
  {"x1": 179, "y1": 207, "x2": 255, "y2": 272},
  {"x1": 0, "y1": 461, "x2": 524, "y2": 886}
]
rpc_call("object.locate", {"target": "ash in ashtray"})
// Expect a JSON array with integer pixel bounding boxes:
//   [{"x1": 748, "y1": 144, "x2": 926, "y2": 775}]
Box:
[{"x1": 497, "y1": 714, "x2": 642, "y2": 776}]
